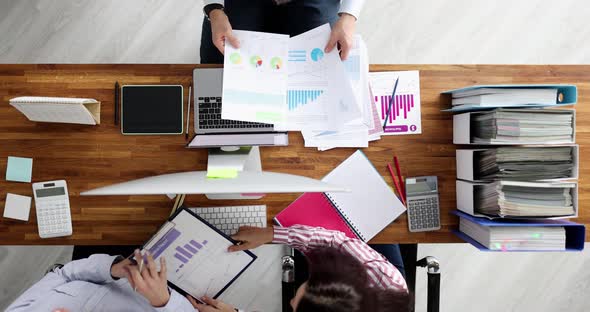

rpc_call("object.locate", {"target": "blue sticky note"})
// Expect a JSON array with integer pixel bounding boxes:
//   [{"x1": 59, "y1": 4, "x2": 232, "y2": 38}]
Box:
[{"x1": 6, "y1": 156, "x2": 33, "y2": 183}]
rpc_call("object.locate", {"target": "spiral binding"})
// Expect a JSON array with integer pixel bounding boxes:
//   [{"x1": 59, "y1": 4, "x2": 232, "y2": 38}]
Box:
[{"x1": 324, "y1": 193, "x2": 366, "y2": 241}]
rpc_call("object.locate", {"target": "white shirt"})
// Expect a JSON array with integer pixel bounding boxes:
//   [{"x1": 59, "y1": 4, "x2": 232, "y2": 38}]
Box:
[
  {"x1": 5, "y1": 254, "x2": 196, "y2": 312},
  {"x1": 203, "y1": 0, "x2": 365, "y2": 20}
]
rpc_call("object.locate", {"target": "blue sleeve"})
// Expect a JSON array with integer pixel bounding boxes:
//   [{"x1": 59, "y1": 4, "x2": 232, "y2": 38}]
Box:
[{"x1": 5, "y1": 254, "x2": 120, "y2": 311}]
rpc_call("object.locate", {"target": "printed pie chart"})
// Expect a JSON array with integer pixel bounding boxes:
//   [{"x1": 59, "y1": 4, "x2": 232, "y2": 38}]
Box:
[
  {"x1": 250, "y1": 55, "x2": 263, "y2": 68},
  {"x1": 311, "y1": 48, "x2": 324, "y2": 62},
  {"x1": 270, "y1": 57, "x2": 283, "y2": 70},
  {"x1": 229, "y1": 52, "x2": 242, "y2": 65}
]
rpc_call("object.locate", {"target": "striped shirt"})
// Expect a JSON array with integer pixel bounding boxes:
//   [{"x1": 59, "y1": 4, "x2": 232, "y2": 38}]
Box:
[{"x1": 273, "y1": 225, "x2": 408, "y2": 293}]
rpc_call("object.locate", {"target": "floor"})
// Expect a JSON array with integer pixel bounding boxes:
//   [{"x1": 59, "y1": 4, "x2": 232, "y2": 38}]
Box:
[{"x1": 1, "y1": 0, "x2": 589, "y2": 311}]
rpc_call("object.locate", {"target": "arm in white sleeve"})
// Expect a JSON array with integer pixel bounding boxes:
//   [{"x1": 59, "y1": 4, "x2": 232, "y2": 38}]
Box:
[{"x1": 339, "y1": 0, "x2": 365, "y2": 20}]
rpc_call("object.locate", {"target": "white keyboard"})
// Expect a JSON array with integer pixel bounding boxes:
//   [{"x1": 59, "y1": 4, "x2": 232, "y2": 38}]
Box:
[{"x1": 190, "y1": 205, "x2": 267, "y2": 236}]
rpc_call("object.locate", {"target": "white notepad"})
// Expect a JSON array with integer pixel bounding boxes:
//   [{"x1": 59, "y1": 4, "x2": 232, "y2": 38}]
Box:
[
  {"x1": 3, "y1": 193, "x2": 32, "y2": 221},
  {"x1": 324, "y1": 150, "x2": 406, "y2": 240},
  {"x1": 9, "y1": 96, "x2": 101, "y2": 125}
]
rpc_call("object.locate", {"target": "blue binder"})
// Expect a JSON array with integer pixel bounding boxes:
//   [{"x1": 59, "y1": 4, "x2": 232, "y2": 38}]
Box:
[
  {"x1": 442, "y1": 84, "x2": 577, "y2": 113},
  {"x1": 452, "y1": 210, "x2": 585, "y2": 252}
]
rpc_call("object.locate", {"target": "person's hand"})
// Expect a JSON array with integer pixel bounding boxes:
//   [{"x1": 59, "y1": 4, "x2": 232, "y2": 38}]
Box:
[
  {"x1": 209, "y1": 9, "x2": 240, "y2": 54},
  {"x1": 227, "y1": 226, "x2": 274, "y2": 252},
  {"x1": 186, "y1": 295, "x2": 236, "y2": 312},
  {"x1": 110, "y1": 257, "x2": 133, "y2": 279},
  {"x1": 126, "y1": 249, "x2": 170, "y2": 308},
  {"x1": 325, "y1": 13, "x2": 357, "y2": 60}
]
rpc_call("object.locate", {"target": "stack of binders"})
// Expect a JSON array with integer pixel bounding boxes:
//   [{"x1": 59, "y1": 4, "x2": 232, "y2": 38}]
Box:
[{"x1": 445, "y1": 84, "x2": 585, "y2": 252}]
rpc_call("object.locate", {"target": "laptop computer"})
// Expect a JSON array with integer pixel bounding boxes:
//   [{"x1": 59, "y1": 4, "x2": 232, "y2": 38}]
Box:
[{"x1": 188, "y1": 68, "x2": 288, "y2": 148}]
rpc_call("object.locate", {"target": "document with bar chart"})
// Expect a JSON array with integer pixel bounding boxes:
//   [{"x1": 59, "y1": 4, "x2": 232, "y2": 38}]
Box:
[
  {"x1": 275, "y1": 23, "x2": 359, "y2": 131},
  {"x1": 368, "y1": 70, "x2": 422, "y2": 135},
  {"x1": 141, "y1": 209, "x2": 256, "y2": 299}
]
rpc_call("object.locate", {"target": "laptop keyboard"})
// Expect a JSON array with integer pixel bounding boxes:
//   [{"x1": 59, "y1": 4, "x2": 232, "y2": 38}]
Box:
[{"x1": 197, "y1": 97, "x2": 272, "y2": 130}]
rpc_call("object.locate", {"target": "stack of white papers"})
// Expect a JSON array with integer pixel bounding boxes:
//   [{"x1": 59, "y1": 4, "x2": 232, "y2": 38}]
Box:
[
  {"x1": 475, "y1": 146, "x2": 574, "y2": 181},
  {"x1": 452, "y1": 88, "x2": 558, "y2": 107},
  {"x1": 471, "y1": 109, "x2": 574, "y2": 144},
  {"x1": 302, "y1": 35, "x2": 381, "y2": 151},
  {"x1": 221, "y1": 24, "x2": 422, "y2": 151},
  {"x1": 222, "y1": 24, "x2": 359, "y2": 129},
  {"x1": 475, "y1": 181, "x2": 576, "y2": 217}
]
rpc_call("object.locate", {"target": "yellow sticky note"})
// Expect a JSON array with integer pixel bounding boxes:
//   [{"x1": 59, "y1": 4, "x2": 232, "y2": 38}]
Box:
[{"x1": 207, "y1": 169, "x2": 239, "y2": 179}]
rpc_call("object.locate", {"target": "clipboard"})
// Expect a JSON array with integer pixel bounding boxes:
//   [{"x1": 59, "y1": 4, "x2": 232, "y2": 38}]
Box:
[{"x1": 136, "y1": 207, "x2": 257, "y2": 300}]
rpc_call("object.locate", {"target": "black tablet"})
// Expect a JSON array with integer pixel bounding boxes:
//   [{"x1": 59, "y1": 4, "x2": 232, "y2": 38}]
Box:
[{"x1": 121, "y1": 85, "x2": 183, "y2": 134}]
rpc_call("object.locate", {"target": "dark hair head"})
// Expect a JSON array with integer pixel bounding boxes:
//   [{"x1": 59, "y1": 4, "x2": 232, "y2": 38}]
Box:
[{"x1": 296, "y1": 247, "x2": 411, "y2": 312}]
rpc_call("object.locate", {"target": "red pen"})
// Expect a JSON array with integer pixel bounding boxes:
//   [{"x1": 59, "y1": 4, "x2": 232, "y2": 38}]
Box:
[
  {"x1": 393, "y1": 156, "x2": 406, "y2": 202},
  {"x1": 387, "y1": 163, "x2": 406, "y2": 206}
]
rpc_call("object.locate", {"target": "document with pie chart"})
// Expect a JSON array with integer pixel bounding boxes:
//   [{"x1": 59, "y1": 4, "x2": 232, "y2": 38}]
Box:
[
  {"x1": 222, "y1": 30, "x2": 289, "y2": 124},
  {"x1": 275, "y1": 23, "x2": 360, "y2": 131}
]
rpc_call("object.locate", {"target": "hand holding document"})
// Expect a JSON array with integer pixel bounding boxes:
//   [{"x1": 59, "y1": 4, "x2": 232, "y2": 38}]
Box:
[
  {"x1": 302, "y1": 35, "x2": 382, "y2": 150},
  {"x1": 221, "y1": 24, "x2": 360, "y2": 131},
  {"x1": 222, "y1": 30, "x2": 289, "y2": 124},
  {"x1": 275, "y1": 24, "x2": 360, "y2": 131}
]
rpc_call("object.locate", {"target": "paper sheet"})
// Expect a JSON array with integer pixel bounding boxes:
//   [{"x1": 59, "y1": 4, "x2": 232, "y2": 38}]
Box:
[
  {"x1": 222, "y1": 30, "x2": 289, "y2": 123},
  {"x1": 369, "y1": 70, "x2": 422, "y2": 135},
  {"x1": 303, "y1": 35, "x2": 377, "y2": 150},
  {"x1": 275, "y1": 24, "x2": 359, "y2": 131}
]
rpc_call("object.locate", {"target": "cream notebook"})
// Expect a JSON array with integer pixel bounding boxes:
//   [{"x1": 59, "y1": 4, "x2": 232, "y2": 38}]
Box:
[
  {"x1": 9, "y1": 96, "x2": 101, "y2": 125},
  {"x1": 323, "y1": 150, "x2": 406, "y2": 240}
]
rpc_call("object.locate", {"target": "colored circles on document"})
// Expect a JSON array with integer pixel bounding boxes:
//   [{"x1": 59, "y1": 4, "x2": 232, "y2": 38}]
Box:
[
  {"x1": 270, "y1": 57, "x2": 283, "y2": 70},
  {"x1": 250, "y1": 55, "x2": 263, "y2": 68},
  {"x1": 230, "y1": 52, "x2": 242, "y2": 65},
  {"x1": 310, "y1": 48, "x2": 324, "y2": 62}
]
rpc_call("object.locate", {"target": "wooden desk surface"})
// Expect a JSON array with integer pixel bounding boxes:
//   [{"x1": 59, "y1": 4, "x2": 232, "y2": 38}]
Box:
[{"x1": 0, "y1": 64, "x2": 587, "y2": 245}]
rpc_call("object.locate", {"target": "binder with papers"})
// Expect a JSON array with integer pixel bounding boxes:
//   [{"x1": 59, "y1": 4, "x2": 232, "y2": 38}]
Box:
[
  {"x1": 456, "y1": 180, "x2": 578, "y2": 219},
  {"x1": 452, "y1": 210, "x2": 585, "y2": 252},
  {"x1": 456, "y1": 145, "x2": 579, "y2": 182},
  {"x1": 442, "y1": 84, "x2": 577, "y2": 113},
  {"x1": 453, "y1": 108, "x2": 575, "y2": 145}
]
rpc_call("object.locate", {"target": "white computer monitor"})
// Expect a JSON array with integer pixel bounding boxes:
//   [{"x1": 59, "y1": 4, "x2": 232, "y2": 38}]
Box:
[{"x1": 80, "y1": 170, "x2": 347, "y2": 197}]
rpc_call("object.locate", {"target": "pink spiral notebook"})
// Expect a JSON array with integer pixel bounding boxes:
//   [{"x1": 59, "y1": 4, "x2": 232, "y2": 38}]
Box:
[{"x1": 273, "y1": 150, "x2": 406, "y2": 241}]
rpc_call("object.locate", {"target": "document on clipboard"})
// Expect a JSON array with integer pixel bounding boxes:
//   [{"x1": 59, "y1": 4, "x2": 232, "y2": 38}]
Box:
[{"x1": 140, "y1": 208, "x2": 257, "y2": 299}]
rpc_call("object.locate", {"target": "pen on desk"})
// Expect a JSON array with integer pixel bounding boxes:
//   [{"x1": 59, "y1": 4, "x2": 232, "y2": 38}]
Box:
[
  {"x1": 382, "y1": 77, "x2": 399, "y2": 129},
  {"x1": 393, "y1": 156, "x2": 406, "y2": 203},
  {"x1": 114, "y1": 81, "x2": 120, "y2": 125},
  {"x1": 387, "y1": 163, "x2": 406, "y2": 206},
  {"x1": 186, "y1": 85, "x2": 192, "y2": 141}
]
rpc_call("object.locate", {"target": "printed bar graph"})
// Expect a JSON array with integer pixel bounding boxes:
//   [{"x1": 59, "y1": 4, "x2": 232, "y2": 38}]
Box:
[
  {"x1": 288, "y1": 50, "x2": 306, "y2": 62},
  {"x1": 172, "y1": 239, "x2": 209, "y2": 271},
  {"x1": 174, "y1": 253, "x2": 188, "y2": 264},
  {"x1": 190, "y1": 240, "x2": 203, "y2": 249},
  {"x1": 185, "y1": 244, "x2": 198, "y2": 254},
  {"x1": 377, "y1": 94, "x2": 415, "y2": 122},
  {"x1": 343, "y1": 55, "x2": 360, "y2": 81},
  {"x1": 288, "y1": 90, "x2": 324, "y2": 110},
  {"x1": 148, "y1": 228, "x2": 181, "y2": 259},
  {"x1": 176, "y1": 246, "x2": 192, "y2": 259}
]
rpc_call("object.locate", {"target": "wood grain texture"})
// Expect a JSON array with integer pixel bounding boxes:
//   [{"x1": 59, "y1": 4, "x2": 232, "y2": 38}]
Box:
[{"x1": 0, "y1": 64, "x2": 587, "y2": 245}]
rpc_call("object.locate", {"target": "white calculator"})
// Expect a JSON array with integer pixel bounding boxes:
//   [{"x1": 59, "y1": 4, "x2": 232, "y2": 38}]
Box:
[{"x1": 32, "y1": 180, "x2": 73, "y2": 238}]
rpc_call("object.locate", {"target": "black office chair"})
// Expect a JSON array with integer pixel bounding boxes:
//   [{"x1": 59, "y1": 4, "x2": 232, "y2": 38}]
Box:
[{"x1": 283, "y1": 244, "x2": 441, "y2": 312}]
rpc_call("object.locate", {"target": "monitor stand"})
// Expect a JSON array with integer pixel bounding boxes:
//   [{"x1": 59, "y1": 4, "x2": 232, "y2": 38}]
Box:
[
  {"x1": 205, "y1": 146, "x2": 265, "y2": 200},
  {"x1": 167, "y1": 146, "x2": 266, "y2": 212}
]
